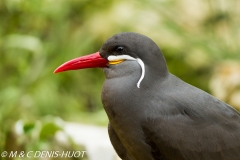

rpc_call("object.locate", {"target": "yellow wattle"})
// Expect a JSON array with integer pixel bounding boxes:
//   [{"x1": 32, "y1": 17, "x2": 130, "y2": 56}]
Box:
[{"x1": 109, "y1": 59, "x2": 124, "y2": 65}]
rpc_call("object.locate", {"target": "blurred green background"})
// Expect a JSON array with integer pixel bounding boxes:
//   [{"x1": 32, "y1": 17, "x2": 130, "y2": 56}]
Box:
[{"x1": 1, "y1": 0, "x2": 240, "y2": 159}]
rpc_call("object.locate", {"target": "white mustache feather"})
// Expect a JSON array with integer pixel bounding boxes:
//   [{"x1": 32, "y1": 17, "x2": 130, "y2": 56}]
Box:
[{"x1": 108, "y1": 55, "x2": 145, "y2": 88}]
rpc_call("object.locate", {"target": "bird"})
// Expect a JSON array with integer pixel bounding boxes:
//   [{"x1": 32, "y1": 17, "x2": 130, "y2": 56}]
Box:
[{"x1": 54, "y1": 32, "x2": 240, "y2": 160}]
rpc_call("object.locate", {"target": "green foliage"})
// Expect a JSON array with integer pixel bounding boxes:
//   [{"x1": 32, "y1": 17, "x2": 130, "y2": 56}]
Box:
[
  {"x1": 17, "y1": 116, "x2": 63, "y2": 151},
  {"x1": 0, "y1": 0, "x2": 240, "y2": 159}
]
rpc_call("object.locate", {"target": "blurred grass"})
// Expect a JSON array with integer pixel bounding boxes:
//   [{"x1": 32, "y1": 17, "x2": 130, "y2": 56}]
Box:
[{"x1": 0, "y1": 0, "x2": 240, "y2": 159}]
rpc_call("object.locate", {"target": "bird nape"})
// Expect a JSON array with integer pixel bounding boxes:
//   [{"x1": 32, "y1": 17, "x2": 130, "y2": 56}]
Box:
[{"x1": 54, "y1": 32, "x2": 240, "y2": 160}]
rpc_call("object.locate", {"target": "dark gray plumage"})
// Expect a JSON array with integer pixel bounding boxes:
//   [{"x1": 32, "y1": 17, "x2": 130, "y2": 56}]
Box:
[
  {"x1": 100, "y1": 32, "x2": 240, "y2": 160},
  {"x1": 54, "y1": 32, "x2": 240, "y2": 160}
]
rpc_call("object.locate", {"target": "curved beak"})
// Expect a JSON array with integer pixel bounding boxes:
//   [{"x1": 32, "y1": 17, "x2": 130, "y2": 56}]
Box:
[{"x1": 54, "y1": 52, "x2": 108, "y2": 73}]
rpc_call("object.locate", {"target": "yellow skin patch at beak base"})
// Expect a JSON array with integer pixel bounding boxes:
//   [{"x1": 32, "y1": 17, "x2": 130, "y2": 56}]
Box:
[{"x1": 109, "y1": 59, "x2": 124, "y2": 65}]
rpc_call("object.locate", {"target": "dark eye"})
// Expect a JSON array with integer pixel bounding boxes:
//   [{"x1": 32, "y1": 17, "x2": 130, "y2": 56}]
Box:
[{"x1": 115, "y1": 46, "x2": 124, "y2": 53}]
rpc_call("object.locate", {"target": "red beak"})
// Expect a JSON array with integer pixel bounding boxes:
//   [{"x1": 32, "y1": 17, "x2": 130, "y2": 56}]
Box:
[{"x1": 54, "y1": 52, "x2": 108, "y2": 73}]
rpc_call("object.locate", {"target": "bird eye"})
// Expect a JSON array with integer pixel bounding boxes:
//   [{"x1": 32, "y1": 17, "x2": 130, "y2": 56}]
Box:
[{"x1": 115, "y1": 46, "x2": 124, "y2": 53}]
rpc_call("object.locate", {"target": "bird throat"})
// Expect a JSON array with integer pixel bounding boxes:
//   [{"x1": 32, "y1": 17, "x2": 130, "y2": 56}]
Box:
[{"x1": 107, "y1": 55, "x2": 145, "y2": 88}]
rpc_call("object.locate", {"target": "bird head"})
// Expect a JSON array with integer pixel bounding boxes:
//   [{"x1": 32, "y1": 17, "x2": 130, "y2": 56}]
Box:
[{"x1": 54, "y1": 32, "x2": 168, "y2": 88}]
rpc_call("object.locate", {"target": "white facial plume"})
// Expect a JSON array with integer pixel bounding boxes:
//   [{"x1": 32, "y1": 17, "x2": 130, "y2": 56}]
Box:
[{"x1": 108, "y1": 55, "x2": 145, "y2": 88}]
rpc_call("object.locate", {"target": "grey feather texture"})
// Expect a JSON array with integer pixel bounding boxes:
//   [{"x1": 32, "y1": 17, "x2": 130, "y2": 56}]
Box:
[{"x1": 100, "y1": 32, "x2": 240, "y2": 160}]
